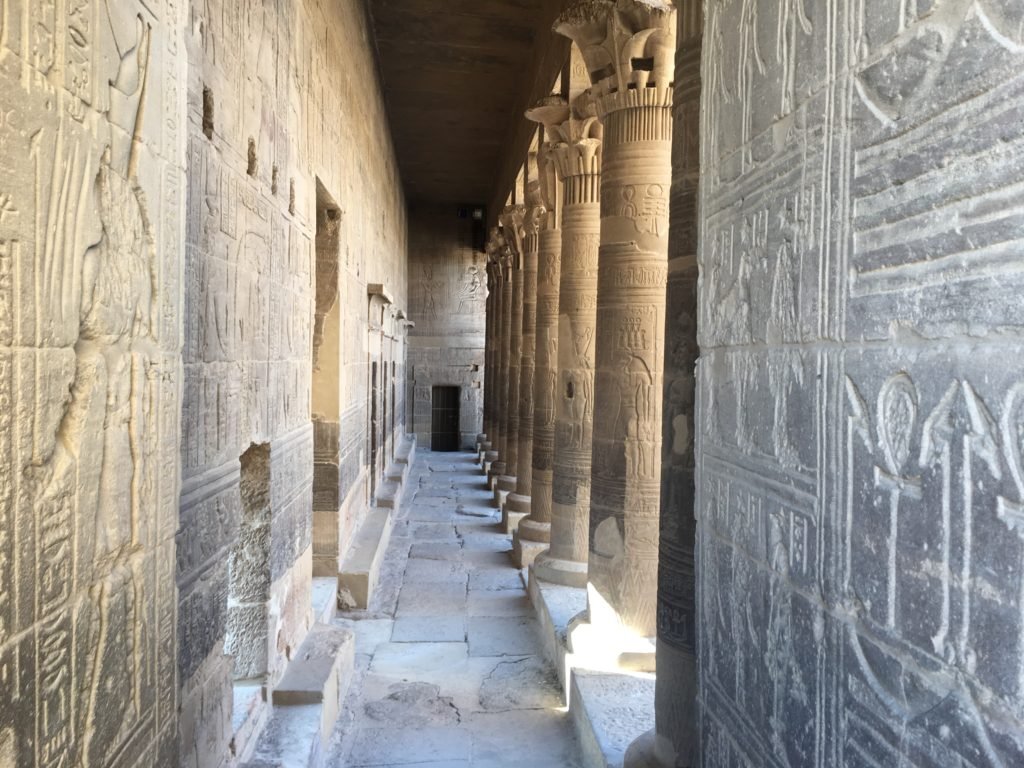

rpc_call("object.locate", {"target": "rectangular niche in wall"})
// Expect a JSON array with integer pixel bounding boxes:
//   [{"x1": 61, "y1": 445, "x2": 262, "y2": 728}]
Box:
[{"x1": 431, "y1": 386, "x2": 460, "y2": 451}]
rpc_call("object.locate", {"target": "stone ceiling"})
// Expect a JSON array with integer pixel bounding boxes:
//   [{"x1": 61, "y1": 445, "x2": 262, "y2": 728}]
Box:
[{"x1": 367, "y1": 0, "x2": 550, "y2": 206}]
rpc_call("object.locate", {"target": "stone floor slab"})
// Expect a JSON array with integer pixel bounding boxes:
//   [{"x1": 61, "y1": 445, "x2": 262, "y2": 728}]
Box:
[
  {"x1": 467, "y1": 589, "x2": 533, "y2": 617},
  {"x1": 396, "y1": 580, "x2": 467, "y2": 617},
  {"x1": 392, "y1": 616, "x2": 466, "y2": 642},
  {"x1": 467, "y1": 616, "x2": 541, "y2": 657}
]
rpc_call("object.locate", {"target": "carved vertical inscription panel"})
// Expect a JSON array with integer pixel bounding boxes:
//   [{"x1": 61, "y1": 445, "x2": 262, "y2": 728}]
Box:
[
  {"x1": 0, "y1": 0, "x2": 185, "y2": 765},
  {"x1": 698, "y1": 0, "x2": 1024, "y2": 765}
]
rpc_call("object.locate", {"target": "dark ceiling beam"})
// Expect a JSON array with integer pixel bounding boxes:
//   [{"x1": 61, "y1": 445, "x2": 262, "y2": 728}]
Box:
[{"x1": 486, "y1": 0, "x2": 571, "y2": 228}]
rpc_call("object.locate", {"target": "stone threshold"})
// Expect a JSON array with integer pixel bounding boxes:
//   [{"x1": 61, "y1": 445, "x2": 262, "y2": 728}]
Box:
[{"x1": 527, "y1": 570, "x2": 655, "y2": 768}]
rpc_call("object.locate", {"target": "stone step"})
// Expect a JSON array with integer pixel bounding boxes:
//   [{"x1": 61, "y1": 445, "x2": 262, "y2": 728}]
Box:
[
  {"x1": 374, "y1": 479, "x2": 401, "y2": 509},
  {"x1": 241, "y1": 624, "x2": 355, "y2": 768},
  {"x1": 338, "y1": 507, "x2": 394, "y2": 609},
  {"x1": 394, "y1": 433, "x2": 416, "y2": 466},
  {"x1": 570, "y1": 671, "x2": 655, "y2": 768},
  {"x1": 310, "y1": 577, "x2": 337, "y2": 625},
  {"x1": 384, "y1": 460, "x2": 406, "y2": 486}
]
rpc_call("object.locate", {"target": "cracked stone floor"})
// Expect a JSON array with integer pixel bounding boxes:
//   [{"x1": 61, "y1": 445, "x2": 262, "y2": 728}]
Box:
[{"x1": 325, "y1": 449, "x2": 583, "y2": 768}]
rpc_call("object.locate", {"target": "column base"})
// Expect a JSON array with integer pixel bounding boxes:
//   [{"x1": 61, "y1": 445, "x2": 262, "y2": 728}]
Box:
[
  {"x1": 494, "y1": 474, "x2": 516, "y2": 510},
  {"x1": 501, "y1": 491, "x2": 530, "y2": 534},
  {"x1": 624, "y1": 729, "x2": 681, "y2": 768},
  {"x1": 487, "y1": 461, "x2": 506, "y2": 490},
  {"x1": 512, "y1": 517, "x2": 550, "y2": 568},
  {"x1": 512, "y1": 535, "x2": 548, "y2": 568},
  {"x1": 533, "y1": 552, "x2": 588, "y2": 588}
]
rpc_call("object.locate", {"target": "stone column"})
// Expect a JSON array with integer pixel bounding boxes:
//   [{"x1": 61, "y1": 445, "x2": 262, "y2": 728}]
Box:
[
  {"x1": 505, "y1": 189, "x2": 545, "y2": 533},
  {"x1": 481, "y1": 236, "x2": 503, "y2": 467},
  {"x1": 490, "y1": 235, "x2": 514, "y2": 484},
  {"x1": 514, "y1": 97, "x2": 570, "y2": 567},
  {"x1": 625, "y1": 2, "x2": 700, "y2": 766},
  {"x1": 558, "y1": 0, "x2": 677, "y2": 647},
  {"x1": 532, "y1": 98, "x2": 603, "y2": 588},
  {"x1": 494, "y1": 206, "x2": 526, "y2": 506}
]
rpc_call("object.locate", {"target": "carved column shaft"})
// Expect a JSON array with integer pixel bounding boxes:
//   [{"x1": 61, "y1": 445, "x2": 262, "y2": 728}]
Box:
[
  {"x1": 496, "y1": 206, "x2": 526, "y2": 504},
  {"x1": 533, "y1": 116, "x2": 602, "y2": 587},
  {"x1": 516, "y1": 100, "x2": 570, "y2": 566},
  {"x1": 566, "y1": 0, "x2": 677, "y2": 640},
  {"x1": 494, "y1": 253, "x2": 513, "y2": 475},
  {"x1": 510, "y1": 210, "x2": 541, "y2": 504},
  {"x1": 626, "y1": 2, "x2": 701, "y2": 766},
  {"x1": 483, "y1": 254, "x2": 501, "y2": 453}
]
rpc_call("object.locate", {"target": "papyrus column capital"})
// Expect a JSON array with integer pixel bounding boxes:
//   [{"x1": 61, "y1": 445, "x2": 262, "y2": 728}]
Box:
[
  {"x1": 500, "y1": 204, "x2": 527, "y2": 268},
  {"x1": 554, "y1": 0, "x2": 677, "y2": 118},
  {"x1": 527, "y1": 96, "x2": 570, "y2": 231}
]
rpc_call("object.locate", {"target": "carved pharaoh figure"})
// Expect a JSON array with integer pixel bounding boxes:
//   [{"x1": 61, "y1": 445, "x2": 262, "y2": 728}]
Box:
[{"x1": 28, "y1": 17, "x2": 158, "y2": 764}]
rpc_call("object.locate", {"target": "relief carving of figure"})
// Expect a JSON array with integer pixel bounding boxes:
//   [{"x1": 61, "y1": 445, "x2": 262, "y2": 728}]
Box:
[
  {"x1": 457, "y1": 264, "x2": 483, "y2": 314},
  {"x1": 29, "y1": 17, "x2": 156, "y2": 765}
]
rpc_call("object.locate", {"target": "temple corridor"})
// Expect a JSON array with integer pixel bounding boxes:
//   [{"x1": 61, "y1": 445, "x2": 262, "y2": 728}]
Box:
[{"x1": 2, "y1": 0, "x2": 1024, "y2": 766}]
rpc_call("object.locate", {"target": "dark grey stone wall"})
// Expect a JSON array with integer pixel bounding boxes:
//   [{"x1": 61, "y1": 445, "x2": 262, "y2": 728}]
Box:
[{"x1": 697, "y1": 1, "x2": 1024, "y2": 765}]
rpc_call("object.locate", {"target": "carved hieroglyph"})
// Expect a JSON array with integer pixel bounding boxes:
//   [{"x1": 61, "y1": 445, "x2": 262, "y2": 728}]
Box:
[
  {"x1": 515, "y1": 97, "x2": 570, "y2": 561},
  {"x1": 0, "y1": 3, "x2": 184, "y2": 765},
  {"x1": 556, "y1": 0, "x2": 676, "y2": 637},
  {"x1": 533, "y1": 96, "x2": 604, "y2": 588},
  {"x1": 697, "y1": 0, "x2": 1024, "y2": 765}
]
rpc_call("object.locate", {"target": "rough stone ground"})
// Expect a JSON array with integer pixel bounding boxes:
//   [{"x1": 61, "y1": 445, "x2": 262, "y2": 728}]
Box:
[{"x1": 325, "y1": 450, "x2": 582, "y2": 767}]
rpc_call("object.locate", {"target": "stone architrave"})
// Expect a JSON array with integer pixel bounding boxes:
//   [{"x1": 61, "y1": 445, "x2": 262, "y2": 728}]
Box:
[
  {"x1": 625, "y1": 2, "x2": 700, "y2": 766},
  {"x1": 495, "y1": 206, "x2": 526, "y2": 507},
  {"x1": 556, "y1": 0, "x2": 677, "y2": 644},
  {"x1": 514, "y1": 96, "x2": 571, "y2": 567},
  {"x1": 505, "y1": 186, "x2": 546, "y2": 533},
  {"x1": 532, "y1": 98, "x2": 603, "y2": 588}
]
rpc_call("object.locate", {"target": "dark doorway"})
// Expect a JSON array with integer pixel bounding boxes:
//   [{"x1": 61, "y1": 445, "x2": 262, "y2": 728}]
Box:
[{"x1": 431, "y1": 386, "x2": 460, "y2": 451}]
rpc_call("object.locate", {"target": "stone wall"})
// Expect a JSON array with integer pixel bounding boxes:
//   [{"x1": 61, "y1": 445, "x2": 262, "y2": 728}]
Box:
[
  {"x1": 697, "y1": 1, "x2": 1024, "y2": 765},
  {"x1": 0, "y1": 0, "x2": 186, "y2": 765},
  {"x1": 178, "y1": 0, "x2": 407, "y2": 765},
  {"x1": 407, "y1": 203, "x2": 486, "y2": 450}
]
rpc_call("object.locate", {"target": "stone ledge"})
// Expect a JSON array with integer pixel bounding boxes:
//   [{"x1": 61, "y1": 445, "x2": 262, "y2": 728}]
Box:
[
  {"x1": 571, "y1": 671, "x2": 655, "y2": 768},
  {"x1": 527, "y1": 572, "x2": 587, "y2": 693},
  {"x1": 338, "y1": 508, "x2": 394, "y2": 610},
  {"x1": 374, "y1": 479, "x2": 401, "y2": 509},
  {"x1": 394, "y1": 434, "x2": 417, "y2": 466},
  {"x1": 528, "y1": 572, "x2": 654, "y2": 768},
  {"x1": 311, "y1": 577, "x2": 337, "y2": 625},
  {"x1": 242, "y1": 624, "x2": 355, "y2": 768}
]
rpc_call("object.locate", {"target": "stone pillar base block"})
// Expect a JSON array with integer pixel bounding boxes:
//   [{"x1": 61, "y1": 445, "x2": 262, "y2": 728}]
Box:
[
  {"x1": 506, "y1": 492, "x2": 531, "y2": 514},
  {"x1": 501, "y1": 504, "x2": 529, "y2": 535},
  {"x1": 623, "y1": 729, "x2": 682, "y2": 768},
  {"x1": 533, "y1": 552, "x2": 588, "y2": 588},
  {"x1": 487, "y1": 461, "x2": 507, "y2": 486},
  {"x1": 516, "y1": 517, "x2": 550, "y2": 543},
  {"x1": 512, "y1": 534, "x2": 548, "y2": 569},
  {"x1": 493, "y1": 475, "x2": 516, "y2": 508}
]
